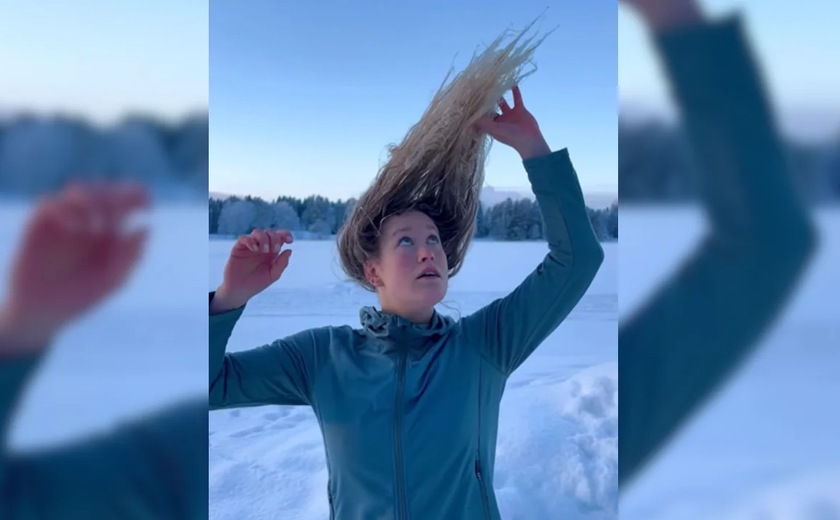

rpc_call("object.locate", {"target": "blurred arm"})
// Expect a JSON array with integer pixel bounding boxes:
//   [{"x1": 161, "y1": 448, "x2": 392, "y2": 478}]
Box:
[
  {"x1": 0, "y1": 350, "x2": 207, "y2": 519},
  {"x1": 209, "y1": 291, "x2": 317, "y2": 408},
  {"x1": 0, "y1": 353, "x2": 42, "y2": 504},
  {"x1": 460, "y1": 149, "x2": 604, "y2": 375},
  {"x1": 619, "y1": 15, "x2": 818, "y2": 487}
]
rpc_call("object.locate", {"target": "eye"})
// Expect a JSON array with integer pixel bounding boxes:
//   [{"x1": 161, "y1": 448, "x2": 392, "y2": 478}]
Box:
[
  {"x1": 428, "y1": 235, "x2": 440, "y2": 244},
  {"x1": 398, "y1": 236, "x2": 413, "y2": 246}
]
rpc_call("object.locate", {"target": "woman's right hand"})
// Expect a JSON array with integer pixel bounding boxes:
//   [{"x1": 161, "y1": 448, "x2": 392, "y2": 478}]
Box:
[
  {"x1": 620, "y1": 0, "x2": 702, "y2": 30},
  {"x1": 212, "y1": 229, "x2": 293, "y2": 313},
  {"x1": 0, "y1": 183, "x2": 149, "y2": 354}
]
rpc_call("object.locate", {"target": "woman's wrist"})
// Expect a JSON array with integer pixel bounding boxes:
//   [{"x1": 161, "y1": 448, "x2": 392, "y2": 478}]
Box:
[
  {"x1": 516, "y1": 136, "x2": 552, "y2": 161},
  {"x1": 210, "y1": 286, "x2": 247, "y2": 315},
  {"x1": 0, "y1": 303, "x2": 57, "y2": 356}
]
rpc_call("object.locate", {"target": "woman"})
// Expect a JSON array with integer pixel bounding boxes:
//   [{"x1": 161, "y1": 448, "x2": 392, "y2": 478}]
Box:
[{"x1": 209, "y1": 25, "x2": 605, "y2": 520}]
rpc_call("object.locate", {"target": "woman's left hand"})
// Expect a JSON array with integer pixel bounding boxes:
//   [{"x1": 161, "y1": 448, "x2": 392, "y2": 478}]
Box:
[{"x1": 475, "y1": 85, "x2": 551, "y2": 160}]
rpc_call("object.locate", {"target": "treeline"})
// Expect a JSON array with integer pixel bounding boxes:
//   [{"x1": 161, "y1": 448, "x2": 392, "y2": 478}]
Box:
[
  {"x1": 209, "y1": 195, "x2": 619, "y2": 242},
  {"x1": 0, "y1": 113, "x2": 208, "y2": 198},
  {"x1": 620, "y1": 119, "x2": 840, "y2": 202}
]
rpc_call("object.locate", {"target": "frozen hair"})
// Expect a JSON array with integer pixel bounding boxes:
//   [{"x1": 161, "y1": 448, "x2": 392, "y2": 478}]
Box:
[{"x1": 337, "y1": 17, "x2": 550, "y2": 291}]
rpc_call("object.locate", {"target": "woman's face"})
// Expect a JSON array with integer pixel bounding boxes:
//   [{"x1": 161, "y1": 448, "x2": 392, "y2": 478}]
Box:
[{"x1": 366, "y1": 210, "x2": 449, "y2": 320}]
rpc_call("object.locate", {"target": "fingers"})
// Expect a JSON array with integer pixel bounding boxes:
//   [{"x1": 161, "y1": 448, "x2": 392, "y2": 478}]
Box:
[
  {"x1": 233, "y1": 229, "x2": 294, "y2": 255},
  {"x1": 63, "y1": 184, "x2": 104, "y2": 232},
  {"x1": 252, "y1": 228, "x2": 271, "y2": 253},
  {"x1": 498, "y1": 97, "x2": 512, "y2": 114},
  {"x1": 511, "y1": 84, "x2": 524, "y2": 108},
  {"x1": 271, "y1": 249, "x2": 293, "y2": 278},
  {"x1": 52, "y1": 182, "x2": 149, "y2": 234},
  {"x1": 474, "y1": 113, "x2": 498, "y2": 133},
  {"x1": 274, "y1": 229, "x2": 294, "y2": 247},
  {"x1": 235, "y1": 234, "x2": 259, "y2": 253},
  {"x1": 27, "y1": 182, "x2": 149, "y2": 239},
  {"x1": 252, "y1": 229, "x2": 293, "y2": 253}
]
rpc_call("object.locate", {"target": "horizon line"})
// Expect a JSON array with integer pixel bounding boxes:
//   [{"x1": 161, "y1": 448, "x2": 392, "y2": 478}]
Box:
[{"x1": 208, "y1": 185, "x2": 619, "y2": 199}]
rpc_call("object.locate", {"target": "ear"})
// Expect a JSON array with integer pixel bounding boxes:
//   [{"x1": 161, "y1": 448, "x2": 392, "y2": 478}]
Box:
[{"x1": 364, "y1": 260, "x2": 383, "y2": 288}]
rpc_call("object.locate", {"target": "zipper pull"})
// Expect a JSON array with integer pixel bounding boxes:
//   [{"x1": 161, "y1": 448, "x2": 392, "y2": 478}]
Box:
[{"x1": 475, "y1": 458, "x2": 481, "y2": 477}]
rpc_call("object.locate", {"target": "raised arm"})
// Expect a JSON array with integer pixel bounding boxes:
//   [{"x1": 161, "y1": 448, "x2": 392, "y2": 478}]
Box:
[
  {"x1": 0, "y1": 353, "x2": 42, "y2": 514},
  {"x1": 618, "y1": 5, "x2": 818, "y2": 486},
  {"x1": 208, "y1": 226, "x2": 331, "y2": 408},
  {"x1": 460, "y1": 121, "x2": 604, "y2": 375}
]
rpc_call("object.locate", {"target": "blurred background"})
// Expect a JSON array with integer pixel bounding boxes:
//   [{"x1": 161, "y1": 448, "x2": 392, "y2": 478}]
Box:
[
  {"x1": 620, "y1": 1, "x2": 839, "y2": 204},
  {"x1": 619, "y1": 1, "x2": 839, "y2": 519},
  {"x1": 0, "y1": 0, "x2": 208, "y2": 450}
]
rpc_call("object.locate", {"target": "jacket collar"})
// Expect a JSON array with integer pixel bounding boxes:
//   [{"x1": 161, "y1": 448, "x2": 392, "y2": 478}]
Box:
[{"x1": 359, "y1": 306, "x2": 455, "y2": 350}]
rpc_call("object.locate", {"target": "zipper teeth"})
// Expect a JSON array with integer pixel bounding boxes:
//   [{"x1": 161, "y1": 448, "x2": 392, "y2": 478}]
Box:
[
  {"x1": 394, "y1": 351, "x2": 408, "y2": 520},
  {"x1": 476, "y1": 460, "x2": 492, "y2": 520},
  {"x1": 477, "y1": 362, "x2": 482, "y2": 450},
  {"x1": 476, "y1": 359, "x2": 491, "y2": 520}
]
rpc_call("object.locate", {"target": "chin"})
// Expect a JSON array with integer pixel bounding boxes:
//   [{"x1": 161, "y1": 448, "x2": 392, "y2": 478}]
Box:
[{"x1": 419, "y1": 286, "x2": 446, "y2": 308}]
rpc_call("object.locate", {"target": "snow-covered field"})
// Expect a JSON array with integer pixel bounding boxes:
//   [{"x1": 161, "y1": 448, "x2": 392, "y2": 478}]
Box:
[
  {"x1": 207, "y1": 239, "x2": 619, "y2": 520},
  {"x1": 620, "y1": 207, "x2": 840, "y2": 520},
  {"x1": 5, "y1": 201, "x2": 835, "y2": 520}
]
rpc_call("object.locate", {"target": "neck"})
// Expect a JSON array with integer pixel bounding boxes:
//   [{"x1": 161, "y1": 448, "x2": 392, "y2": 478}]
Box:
[{"x1": 379, "y1": 302, "x2": 434, "y2": 325}]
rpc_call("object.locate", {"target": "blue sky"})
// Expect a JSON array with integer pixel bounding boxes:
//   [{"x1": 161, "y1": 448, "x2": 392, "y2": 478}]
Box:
[
  {"x1": 620, "y1": 1, "x2": 840, "y2": 116},
  {"x1": 0, "y1": 0, "x2": 208, "y2": 123},
  {"x1": 210, "y1": 0, "x2": 617, "y2": 201}
]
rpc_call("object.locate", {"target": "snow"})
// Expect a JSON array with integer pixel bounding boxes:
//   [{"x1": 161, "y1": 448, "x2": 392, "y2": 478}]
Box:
[
  {"x1": 620, "y1": 207, "x2": 840, "y2": 520},
  {"x1": 4, "y1": 201, "x2": 837, "y2": 520},
  {"x1": 207, "y1": 239, "x2": 619, "y2": 520}
]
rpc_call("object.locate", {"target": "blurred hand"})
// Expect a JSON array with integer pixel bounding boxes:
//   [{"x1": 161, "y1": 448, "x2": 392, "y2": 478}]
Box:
[
  {"x1": 0, "y1": 183, "x2": 150, "y2": 353},
  {"x1": 620, "y1": 0, "x2": 703, "y2": 30},
  {"x1": 476, "y1": 85, "x2": 551, "y2": 160},
  {"x1": 212, "y1": 229, "x2": 293, "y2": 312}
]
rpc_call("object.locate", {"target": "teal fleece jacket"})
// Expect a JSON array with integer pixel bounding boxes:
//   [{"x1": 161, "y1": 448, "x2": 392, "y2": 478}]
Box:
[
  {"x1": 619, "y1": 16, "x2": 818, "y2": 487},
  {"x1": 209, "y1": 148, "x2": 605, "y2": 520}
]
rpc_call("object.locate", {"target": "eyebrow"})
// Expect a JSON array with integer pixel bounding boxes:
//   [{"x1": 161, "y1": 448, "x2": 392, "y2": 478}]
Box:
[{"x1": 391, "y1": 225, "x2": 438, "y2": 237}]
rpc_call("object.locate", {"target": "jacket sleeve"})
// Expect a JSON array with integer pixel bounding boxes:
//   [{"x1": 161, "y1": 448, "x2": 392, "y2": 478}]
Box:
[
  {"x1": 619, "y1": 16, "x2": 818, "y2": 486},
  {"x1": 209, "y1": 291, "x2": 320, "y2": 408},
  {"x1": 459, "y1": 149, "x2": 605, "y2": 376},
  {"x1": 1, "y1": 352, "x2": 207, "y2": 519}
]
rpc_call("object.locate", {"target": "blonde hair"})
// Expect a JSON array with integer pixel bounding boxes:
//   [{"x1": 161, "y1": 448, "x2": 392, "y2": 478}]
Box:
[{"x1": 338, "y1": 17, "x2": 551, "y2": 291}]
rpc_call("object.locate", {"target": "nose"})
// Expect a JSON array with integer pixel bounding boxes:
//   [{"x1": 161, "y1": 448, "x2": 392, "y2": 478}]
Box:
[{"x1": 418, "y1": 246, "x2": 435, "y2": 263}]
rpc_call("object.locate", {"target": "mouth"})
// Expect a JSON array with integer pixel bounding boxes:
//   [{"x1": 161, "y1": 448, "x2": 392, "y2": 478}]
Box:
[{"x1": 416, "y1": 268, "x2": 441, "y2": 280}]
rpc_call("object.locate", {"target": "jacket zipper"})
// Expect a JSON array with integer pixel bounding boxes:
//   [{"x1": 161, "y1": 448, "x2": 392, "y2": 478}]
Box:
[
  {"x1": 475, "y1": 457, "x2": 492, "y2": 520},
  {"x1": 394, "y1": 350, "x2": 409, "y2": 520},
  {"x1": 475, "y1": 362, "x2": 491, "y2": 520}
]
